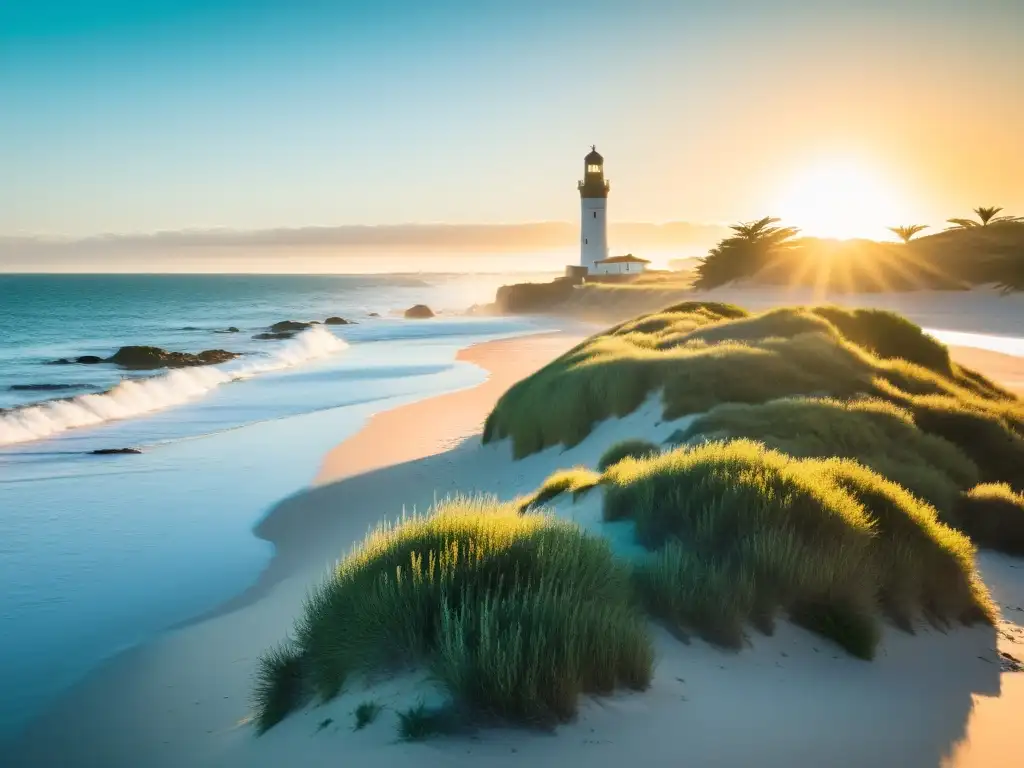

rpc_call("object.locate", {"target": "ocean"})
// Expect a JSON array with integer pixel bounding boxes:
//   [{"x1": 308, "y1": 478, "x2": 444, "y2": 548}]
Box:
[{"x1": 0, "y1": 273, "x2": 555, "y2": 740}]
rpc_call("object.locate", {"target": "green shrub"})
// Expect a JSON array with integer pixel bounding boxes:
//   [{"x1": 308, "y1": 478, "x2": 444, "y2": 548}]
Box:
[
  {"x1": 597, "y1": 439, "x2": 661, "y2": 471},
  {"x1": 676, "y1": 397, "x2": 979, "y2": 510},
  {"x1": 253, "y1": 496, "x2": 652, "y2": 731},
  {"x1": 951, "y1": 484, "x2": 1024, "y2": 555},
  {"x1": 604, "y1": 441, "x2": 993, "y2": 658}
]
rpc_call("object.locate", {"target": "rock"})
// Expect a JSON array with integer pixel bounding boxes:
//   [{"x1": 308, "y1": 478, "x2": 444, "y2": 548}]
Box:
[
  {"x1": 107, "y1": 346, "x2": 240, "y2": 369},
  {"x1": 404, "y1": 304, "x2": 435, "y2": 319},
  {"x1": 269, "y1": 320, "x2": 311, "y2": 333},
  {"x1": 494, "y1": 278, "x2": 574, "y2": 314},
  {"x1": 324, "y1": 316, "x2": 351, "y2": 325},
  {"x1": 253, "y1": 331, "x2": 295, "y2": 341},
  {"x1": 10, "y1": 383, "x2": 92, "y2": 392},
  {"x1": 368, "y1": 312, "x2": 380, "y2": 317},
  {"x1": 180, "y1": 326, "x2": 202, "y2": 331},
  {"x1": 48, "y1": 355, "x2": 105, "y2": 365},
  {"x1": 214, "y1": 327, "x2": 240, "y2": 334},
  {"x1": 90, "y1": 448, "x2": 142, "y2": 455}
]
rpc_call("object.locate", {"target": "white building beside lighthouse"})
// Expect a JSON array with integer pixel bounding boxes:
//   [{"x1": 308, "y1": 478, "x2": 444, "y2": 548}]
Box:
[{"x1": 578, "y1": 145, "x2": 609, "y2": 272}]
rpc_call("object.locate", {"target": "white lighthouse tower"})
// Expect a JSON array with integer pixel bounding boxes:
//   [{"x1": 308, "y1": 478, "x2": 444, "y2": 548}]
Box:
[{"x1": 578, "y1": 145, "x2": 610, "y2": 272}]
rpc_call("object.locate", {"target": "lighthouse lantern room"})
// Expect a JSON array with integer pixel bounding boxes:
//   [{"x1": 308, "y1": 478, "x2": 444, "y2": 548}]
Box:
[{"x1": 578, "y1": 145, "x2": 610, "y2": 273}]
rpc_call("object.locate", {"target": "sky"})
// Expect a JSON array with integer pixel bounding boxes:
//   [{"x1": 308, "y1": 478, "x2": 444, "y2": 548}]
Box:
[{"x1": 1, "y1": 0, "x2": 1022, "y2": 258}]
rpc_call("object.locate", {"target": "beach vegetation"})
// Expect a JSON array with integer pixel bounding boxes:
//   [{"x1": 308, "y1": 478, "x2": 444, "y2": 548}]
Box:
[
  {"x1": 693, "y1": 217, "x2": 801, "y2": 290},
  {"x1": 673, "y1": 397, "x2": 979, "y2": 510},
  {"x1": 519, "y1": 467, "x2": 601, "y2": 512},
  {"x1": 354, "y1": 700, "x2": 383, "y2": 730},
  {"x1": 252, "y1": 642, "x2": 307, "y2": 734},
  {"x1": 396, "y1": 702, "x2": 459, "y2": 741},
  {"x1": 605, "y1": 441, "x2": 995, "y2": 657},
  {"x1": 951, "y1": 483, "x2": 1024, "y2": 556},
  {"x1": 597, "y1": 439, "x2": 661, "y2": 471},
  {"x1": 947, "y1": 206, "x2": 1019, "y2": 228},
  {"x1": 253, "y1": 496, "x2": 652, "y2": 732},
  {"x1": 484, "y1": 305, "x2": 1022, "y2": 486},
  {"x1": 889, "y1": 225, "x2": 929, "y2": 243}
]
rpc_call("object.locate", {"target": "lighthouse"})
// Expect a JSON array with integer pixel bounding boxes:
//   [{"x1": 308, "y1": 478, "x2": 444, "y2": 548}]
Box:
[{"x1": 578, "y1": 145, "x2": 610, "y2": 272}]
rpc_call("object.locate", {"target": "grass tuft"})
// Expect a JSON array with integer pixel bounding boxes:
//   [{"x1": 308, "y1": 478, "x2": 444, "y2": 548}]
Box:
[
  {"x1": 951, "y1": 483, "x2": 1024, "y2": 555},
  {"x1": 396, "y1": 702, "x2": 459, "y2": 741},
  {"x1": 252, "y1": 643, "x2": 307, "y2": 735},
  {"x1": 254, "y1": 496, "x2": 652, "y2": 732},
  {"x1": 518, "y1": 467, "x2": 602, "y2": 512},
  {"x1": 353, "y1": 700, "x2": 383, "y2": 731},
  {"x1": 597, "y1": 439, "x2": 662, "y2": 471}
]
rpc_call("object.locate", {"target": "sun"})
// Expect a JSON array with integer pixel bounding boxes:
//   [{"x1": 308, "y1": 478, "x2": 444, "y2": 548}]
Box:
[{"x1": 776, "y1": 159, "x2": 910, "y2": 241}]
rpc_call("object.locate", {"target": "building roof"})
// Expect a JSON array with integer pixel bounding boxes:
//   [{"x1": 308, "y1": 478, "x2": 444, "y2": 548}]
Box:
[
  {"x1": 584, "y1": 145, "x2": 604, "y2": 165},
  {"x1": 595, "y1": 254, "x2": 651, "y2": 265}
]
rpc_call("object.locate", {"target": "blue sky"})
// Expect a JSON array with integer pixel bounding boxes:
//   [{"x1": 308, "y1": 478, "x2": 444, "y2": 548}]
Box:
[{"x1": 2, "y1": 1, "x2": 1022, "y2": 239}]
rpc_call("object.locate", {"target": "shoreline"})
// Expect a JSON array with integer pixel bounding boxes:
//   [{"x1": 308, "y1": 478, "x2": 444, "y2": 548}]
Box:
[
  {"x1": 7, "y1": 329, "x2": 588, "y2": 766},
  {"x1": 187, "y1": 330, "x2": 587, "y2": 626}
]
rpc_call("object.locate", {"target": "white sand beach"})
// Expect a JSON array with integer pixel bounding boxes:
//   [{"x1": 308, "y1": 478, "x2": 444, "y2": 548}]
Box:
[{"x1": 8, "y1": 328, "x2": 1024, "y2": 768}]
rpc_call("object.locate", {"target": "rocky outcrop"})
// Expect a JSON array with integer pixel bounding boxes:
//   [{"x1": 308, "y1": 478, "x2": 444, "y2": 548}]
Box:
[
  {"x1": 48, "y1": 355, "x2": 104, "y2": 365},
  {"x1": 270, "y1": 320, "x2": 312, "y2": 333},
  {"x1": 90, "y1": 447, "x2": 142, "y2": 455},
  {"x1": 253, "y1": 331, "x2": 295, "y2": 340},
  {"x1": 404, "y1": 304, "x2": 435, "y2": 319},
  {"x1": 324, "y1": 316, "x2": 352, "y2": 325},
  {"x1": 215, "y1": 327, "x2": 240, "y2": 334},
  {"x1": 107, "y1": 346, "x2": 239, "y2": 369},
  {"x1": 495, "y1": 278, "x2": 574, "y2": 314},
  {"x1": 368, "y1": 312, "x2": 380, "y2": 317},
  {"x1": 50, "y1": 346, "x2": 239, "y2": 368}
]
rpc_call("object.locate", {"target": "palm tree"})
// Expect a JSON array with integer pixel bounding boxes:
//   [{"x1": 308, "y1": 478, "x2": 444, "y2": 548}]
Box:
[
  {"x1": 888, "y1": 224, "x2": 929, "y2": 244},
  {"x1": 695, "y1": 217, "x2": 800, "y2": 290},
  {"x1": 947, "y1": 206, "x2": 1019, "y2": 228}
]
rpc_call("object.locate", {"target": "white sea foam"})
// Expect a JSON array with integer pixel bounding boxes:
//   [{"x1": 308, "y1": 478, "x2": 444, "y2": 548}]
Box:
[{"x1": 0, "y1": 326, "x2": 347, "y2": 446}]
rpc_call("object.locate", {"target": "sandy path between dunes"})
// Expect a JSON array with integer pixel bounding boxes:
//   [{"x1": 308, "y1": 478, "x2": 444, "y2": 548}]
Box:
[{"x1": 7, "y1": 331, "x2": 1024, "y2": 768}]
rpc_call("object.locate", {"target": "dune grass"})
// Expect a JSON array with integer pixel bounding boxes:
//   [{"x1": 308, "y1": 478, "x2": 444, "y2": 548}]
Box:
[
  {"x1": 483, "y1": 303, "x2": 1023, "y2": 499},
  {"x1": 253, "y1": 496, "x2": 652, "y2": 733},
  {"x1": 252, "y1": 644, "x2": 307, "y2": 734},
  {"x1": 353, "y1": 700, "x2": 382, "y2": 731},
  {"x1": 951, "y1": 483, "x2": 1024, "y2": 556},
  {"x1": 604, "y1": 441, "x2": 995, "y2": 657},
  {"x1": 396, "y1": 702, "x2": 460, "y2": 741},
  {"x1": 597, "y1": 439, "x2": 662, "y2": 471},
  {"x1": 675, "y1": 397, "x2": 979, "y2": 511},
  {"x1": 518, "y1": 467, "x2": 602, "y2": 513}
]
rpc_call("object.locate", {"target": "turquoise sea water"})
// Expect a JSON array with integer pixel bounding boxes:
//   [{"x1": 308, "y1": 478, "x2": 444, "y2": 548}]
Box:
[{"x1": 0, "y1": 273, "x2": 552, "y2": 740}]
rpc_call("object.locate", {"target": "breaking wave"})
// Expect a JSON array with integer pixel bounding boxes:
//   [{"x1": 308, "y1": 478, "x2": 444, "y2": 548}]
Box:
[{"x1": 0, "y1": 326, "x2": 347, "y2": 446}]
